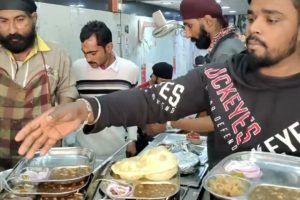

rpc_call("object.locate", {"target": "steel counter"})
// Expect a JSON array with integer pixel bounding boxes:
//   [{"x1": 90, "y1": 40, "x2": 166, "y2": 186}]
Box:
[{"x1": 89, "y1": 132, "x2": 208, "y2": 200}]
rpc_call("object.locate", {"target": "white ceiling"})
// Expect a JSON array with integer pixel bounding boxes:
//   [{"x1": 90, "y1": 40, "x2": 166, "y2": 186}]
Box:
[{"x1": 140, "y1": 0, "x2": 249, "y2": 15}]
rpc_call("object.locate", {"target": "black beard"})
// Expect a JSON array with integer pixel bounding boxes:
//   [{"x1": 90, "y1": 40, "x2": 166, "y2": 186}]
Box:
[
  {"x1": 246, "y1": 53, "x2": 279, "y2": 71},
  {"x1": 0, "y1": 26, "x2": 36, "y2": 53},
  {"x1": 191, "y1": 26, "x2": 211, "y2": 49},
  {"x1": 246, "y1": 34, "x2": 297, "y2": 71}
]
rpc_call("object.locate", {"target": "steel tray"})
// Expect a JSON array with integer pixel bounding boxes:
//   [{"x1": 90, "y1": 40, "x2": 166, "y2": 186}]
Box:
[
  {"x1": 6, "y1": 147, "x2": 95, "y2": 184},
  {"x1": 0, "y1": 169, "x2": 12, "y2": 192},
  {"x1": 202, "y1": 151, "x2": 300, "y2": 200},
  {"x1": 99, "y1": 162, "x2": 180, "y2": 199},
  {"x1": 3, "y1": 176, "x2": 89, "y2": 197}
]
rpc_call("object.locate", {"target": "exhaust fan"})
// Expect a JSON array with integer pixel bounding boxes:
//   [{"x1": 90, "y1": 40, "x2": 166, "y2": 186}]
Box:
[{"x1": 138, "y1": 10, "x2": 183, "y2": 42}]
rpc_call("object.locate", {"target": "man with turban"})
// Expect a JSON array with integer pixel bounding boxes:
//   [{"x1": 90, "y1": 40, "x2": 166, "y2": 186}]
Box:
[
  {"x1": 0, "y1": 0, "x2": 78, "y2": 170},
  {"x1": 180, "y1": 0, "x2": 245, "y2": 63}
]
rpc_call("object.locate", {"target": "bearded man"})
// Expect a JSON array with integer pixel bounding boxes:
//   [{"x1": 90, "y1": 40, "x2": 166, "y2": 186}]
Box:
[
  {"x1": 181, "y1": 0, "x2": 245, "y2": 63},
  {"x1": 0, "y1": 0, "x2": 78, "y2": 170}
]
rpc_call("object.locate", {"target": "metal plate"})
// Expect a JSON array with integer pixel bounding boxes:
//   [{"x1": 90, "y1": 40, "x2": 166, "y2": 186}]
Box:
[
  {"x1": 202, "y1": 151, "x2": 300, "y2": 200},
  {"x1": 7, "y1": 147, "x2": 95, "y2": 184},
  {"x1": 0, "y1": 193, "x2": 34, "y2": 200},
  {"x1": 98, "y1": 162, "x2": 180, "y2": 199},
  {"x1": 180, "y1": 164, "x2": 208, "y2": 188},
  {"x1": 0, "y1": 169, "x2": 12, "y2": 192}
]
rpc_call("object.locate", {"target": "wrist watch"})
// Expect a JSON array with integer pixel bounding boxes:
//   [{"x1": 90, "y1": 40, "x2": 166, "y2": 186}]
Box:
[{"x1": 165, "y1": 121, "x2": 173, "y2": 131}]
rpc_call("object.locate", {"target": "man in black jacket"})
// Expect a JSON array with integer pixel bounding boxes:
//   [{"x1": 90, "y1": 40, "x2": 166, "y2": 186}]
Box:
[{"x1": 16, "y1": 0, "x2": 300, "y2": 176}]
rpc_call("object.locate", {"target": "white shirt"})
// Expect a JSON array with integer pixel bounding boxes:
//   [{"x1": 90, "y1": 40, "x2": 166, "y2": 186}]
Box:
[{"x1": 71, "y1": 55, "x2": 139, "y2": 159}]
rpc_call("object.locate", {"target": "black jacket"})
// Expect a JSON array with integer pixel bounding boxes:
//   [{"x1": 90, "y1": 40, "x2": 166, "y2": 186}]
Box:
[{"x1": 86, "y1": 52, "x2": 300, "y2": 167}]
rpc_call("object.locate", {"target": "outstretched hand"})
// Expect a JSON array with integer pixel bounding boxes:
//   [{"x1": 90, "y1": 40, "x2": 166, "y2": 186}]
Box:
[{"x1": 15, "y1": 101, "x2": 90, "y2": 159}]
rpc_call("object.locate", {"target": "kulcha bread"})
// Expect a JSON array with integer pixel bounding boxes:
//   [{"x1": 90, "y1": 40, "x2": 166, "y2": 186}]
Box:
[
  {"x1": 111, "y1": 146, "x2": 178, "y2": 181},
  {"x1": 111, "y1": 157, "x2": 143, "y2": 180},
  {"x1": 145, "y1": 167, "x2": 178, "y2": 181}
]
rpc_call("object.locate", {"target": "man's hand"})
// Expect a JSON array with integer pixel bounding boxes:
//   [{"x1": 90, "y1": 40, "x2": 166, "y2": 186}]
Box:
[
  {"x1": 126, "y1": 141, "x2": 137, "y2": 157},
  {"x1": 15, "y1": 101, "x2": 90, "y2": 159},
  {"x1": 143, "y1": 123, "x2": 166, "y2": 136}
]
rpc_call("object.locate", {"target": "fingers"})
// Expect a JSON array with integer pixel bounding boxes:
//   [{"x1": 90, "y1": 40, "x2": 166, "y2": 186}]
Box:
[
  {"x1": 18, "y1": 128, "x2": 43, "y2": 156},
  {"x1": 16, "y1": 103, "x2": 82, "y2": 159},
  {"x1": 20, "y1": 126, "x2": 61, "y2": 159},
  {"x1": 16, "y1": 108, "x2": 53, "y2": 142},
  {"x1": 25, "y1": 131, "x2": 49, "y2": 159},
  {"x1": 15, "y1": 119, "x2": 40, "y2": 142},
  {"x1": 24, "y1": 138, "x2": 57, "y2": 159},
  {"x1": 40, "y1": 138, "x2": 57, "y2": 156}
]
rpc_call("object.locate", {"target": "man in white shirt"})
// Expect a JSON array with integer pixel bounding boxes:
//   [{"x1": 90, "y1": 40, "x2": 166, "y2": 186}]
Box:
[{"x1": 71, "y1": 21, "x2": 139, "y2": 159}]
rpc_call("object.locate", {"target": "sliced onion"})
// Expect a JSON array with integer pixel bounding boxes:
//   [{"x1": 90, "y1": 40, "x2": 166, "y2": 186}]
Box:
[
  {"x1": 106, "y1": 182, "x2": 132, "y2": 197},
  {"x1": 225, "y1": 160, "x2": 262, "y2": 179},
  {"x1": 240, "y1": 169, "x2": 263, "y2": 179},
  {"x1": 20, "y1": 170, "x2": 48, "y2": 181},
  {"x1": 236, "y1": 165, "x2": 260, "y2": 172}
]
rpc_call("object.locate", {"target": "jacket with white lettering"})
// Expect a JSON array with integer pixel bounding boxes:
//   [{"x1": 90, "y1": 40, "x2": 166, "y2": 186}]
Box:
[{"x1": 87, "y1": 52, "x2": 300, "y2": 167}]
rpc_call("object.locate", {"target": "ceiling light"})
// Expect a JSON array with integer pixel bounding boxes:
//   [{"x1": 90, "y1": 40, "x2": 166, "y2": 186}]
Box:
[
  {"x1": 229, "y1": 10, "x2": 236, "y2": 13},
  {"x1": 216, "y1": 0, "x2": 221, "y2": 3},
  {"x1": 222, "y1": 6, "x2": 230, "y2": 9},
  {"x1": 161, "y1": 1, "x2": 173, "y2": 4},
  {"x1": 69, "y1": 4, "x2": 84, "y2": 8},
  {"x1": 118, "y1": 3, "x2": 122, "y2": 11}
]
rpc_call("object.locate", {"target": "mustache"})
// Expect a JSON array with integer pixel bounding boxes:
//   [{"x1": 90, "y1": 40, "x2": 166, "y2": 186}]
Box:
[
  {"x1": 6, "y1": 34, "x2": 25, "y2": 41},
  {"x1": 191, "y1": 38, "x2": 196, "y2": 43},
  {"x1": 246, "y1": 35, "x2": 267, "y2": 48},
  {"x1": 88, "y1": 62, "x2": 97, "y2": 66}
]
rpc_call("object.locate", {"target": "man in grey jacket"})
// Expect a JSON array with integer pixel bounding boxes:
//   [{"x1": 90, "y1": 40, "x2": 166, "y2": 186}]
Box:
[{"x1": 180, "y1": 0, "x2": 245, "y2": 63}]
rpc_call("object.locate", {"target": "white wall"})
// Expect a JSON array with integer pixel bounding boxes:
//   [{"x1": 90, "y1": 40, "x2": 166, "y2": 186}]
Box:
[{"x1": 36, "y1": 3, "x2": 201, "y2": 80}]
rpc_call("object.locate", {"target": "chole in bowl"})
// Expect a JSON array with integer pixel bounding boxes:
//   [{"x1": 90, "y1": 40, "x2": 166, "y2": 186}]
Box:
[{"x1": 205, "y1": 174, "x2": 251, "y2": 199}]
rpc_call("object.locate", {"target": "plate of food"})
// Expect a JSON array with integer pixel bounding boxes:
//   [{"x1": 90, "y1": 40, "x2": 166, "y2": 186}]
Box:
[
  {"x1": 99, "y1": 146, "x2": 180, "y2": 199},
  {"x1": 3, "y1": 177, "x2": 89, "y2": 197},
  {"x1": 3, "y1": 148, "x2": 94, "y2": 197},
  {"x1": 7, "y1": 147, "x2": 95, "y2": 184},
  {"x1": 202, "y1": 151, "x2": 300, "y2": 200}
]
